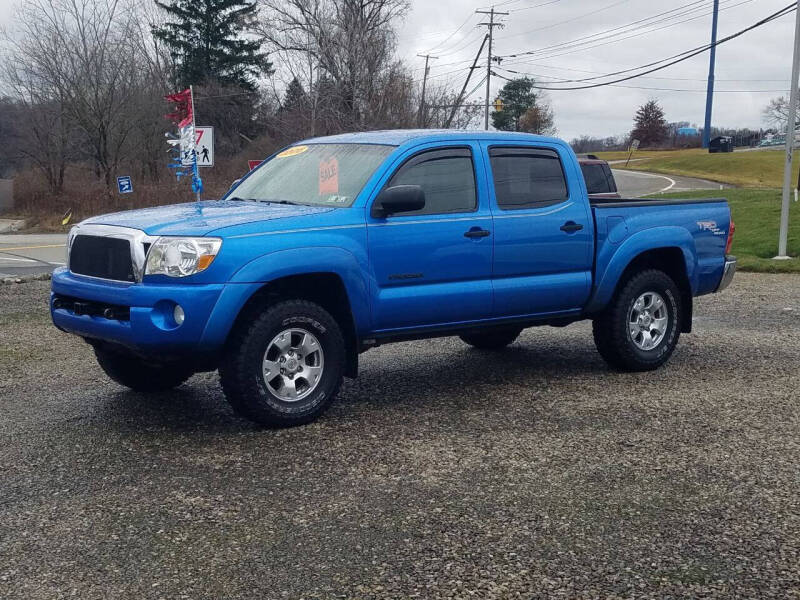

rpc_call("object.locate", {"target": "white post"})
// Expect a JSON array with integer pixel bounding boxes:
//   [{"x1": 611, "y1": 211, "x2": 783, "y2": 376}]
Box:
[{"x1": 776, "y1": 1, "x2": 800, "y2": 259}]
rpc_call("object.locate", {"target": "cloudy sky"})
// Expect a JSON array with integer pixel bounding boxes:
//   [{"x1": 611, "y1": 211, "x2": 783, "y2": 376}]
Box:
[
  {"x1": 394, "y1": 0, "x2": 797, "y2": 139},
  {"x1": 0, "y1": 0, "x2": 795, "y2": 141}
]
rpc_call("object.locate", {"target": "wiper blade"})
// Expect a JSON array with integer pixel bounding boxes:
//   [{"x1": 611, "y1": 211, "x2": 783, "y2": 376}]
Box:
[
  {"x1": 259, "y1": 198, "x2": 306, "y2": 206},
  {"x1": 226, "y1": 196, "x2": 257, "y2": 202}
]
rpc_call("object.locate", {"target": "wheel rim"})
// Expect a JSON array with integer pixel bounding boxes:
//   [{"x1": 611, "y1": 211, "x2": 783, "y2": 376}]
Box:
[
  {"x1": 627, "y1": 291, "x2": 669, "y2": 351},
  {"x1": 262, "y1": 328, "x2": 324, "y2": 402}
]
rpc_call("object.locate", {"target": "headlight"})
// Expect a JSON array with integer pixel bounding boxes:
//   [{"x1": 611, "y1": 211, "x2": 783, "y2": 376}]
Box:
[{"x1": 145, "y1": 237, "x2": 222, "y2": 277}]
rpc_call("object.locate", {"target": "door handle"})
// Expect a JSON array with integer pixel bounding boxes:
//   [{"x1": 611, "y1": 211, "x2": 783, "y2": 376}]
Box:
[
  {"x1": 464, "y1": 228, "x2": 491, "y2": 239},
  {"x1": 560, "y1": 221, "x2": 584, "y2": 233}
]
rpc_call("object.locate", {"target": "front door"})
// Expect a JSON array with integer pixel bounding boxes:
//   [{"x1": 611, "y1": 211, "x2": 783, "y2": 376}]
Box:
[
  {"x1": 484, "y1": 143, "x2": 594, "y2": 318},
  {"x1": 366, "y1": 144, "x2": 493, "y2": 332}
]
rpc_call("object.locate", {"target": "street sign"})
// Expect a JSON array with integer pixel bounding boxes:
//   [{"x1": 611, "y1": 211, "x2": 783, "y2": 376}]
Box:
[
  {"x1": 117, "y1": 176, "x2": 133, "y2": 194},
  {"x1": 630, "y1": 139, "x2": 641, "y2": 151},
  {"x1": 248, "y1": 160, "x2": 263, "y2": 171},
  {"x1": 182, "y1": 126, "x2": 214, "y2": 168}
]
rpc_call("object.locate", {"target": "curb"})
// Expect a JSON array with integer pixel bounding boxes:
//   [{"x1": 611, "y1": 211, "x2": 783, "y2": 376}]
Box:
[{"x1": 1, "y1": 272, "x2": 52, "y2": 285}]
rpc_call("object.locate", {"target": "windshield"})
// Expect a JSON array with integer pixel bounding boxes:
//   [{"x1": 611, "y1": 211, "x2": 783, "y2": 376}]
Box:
[{"x1": 228, "y1": 143, "x2": 395, "y2": 207}]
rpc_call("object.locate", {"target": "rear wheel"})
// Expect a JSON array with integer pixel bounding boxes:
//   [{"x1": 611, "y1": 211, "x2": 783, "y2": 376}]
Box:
[
  {"x1": 219, "y1": 300, "x2": 345, "y2": 427},
  {"x1": 94, "y1": 347, "x2": 193, "y2": 392},
  {"x1": 460, "y1": 327, "x2": 522, "y2": 350},
  {"x1": 592, "y1": 269, "x2": 681, "y2": 371}
]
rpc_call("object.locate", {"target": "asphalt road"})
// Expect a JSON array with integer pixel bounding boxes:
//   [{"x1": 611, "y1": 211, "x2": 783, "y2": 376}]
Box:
[
  {"x1": 0, "y1": 234, "x2": 66, "y2": 279},
  {"x1": 1, "y1": 274, "x2": 798, "y2": 599},
  {"x1": 612, "y1": 169, "x2": 726, "y2": 197}
]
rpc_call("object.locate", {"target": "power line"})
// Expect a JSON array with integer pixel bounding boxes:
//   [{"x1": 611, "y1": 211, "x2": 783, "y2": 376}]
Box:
[{"x1": 495, "y1": 3, "x2": 797, "y2": 91}]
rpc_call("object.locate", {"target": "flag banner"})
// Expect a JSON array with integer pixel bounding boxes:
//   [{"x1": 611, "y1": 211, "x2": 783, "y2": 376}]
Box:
[{"x1": 165, "y1": 86, "x2": 202, "y2": 197}]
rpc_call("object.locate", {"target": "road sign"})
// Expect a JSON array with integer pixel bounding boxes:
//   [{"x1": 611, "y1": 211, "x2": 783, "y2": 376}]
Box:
[
  {"x1": 630, "y1": 139, "x2": 641, "y2": 151},
  {"x1": 248, "y1": 160, "x2": 263, "y2": 171},
  {"x1": 117, "y1": 176, "x2": 133, "y2": 194},
  {"x1": 182, "y1": 126, "x2": 214, "y2": 168}
]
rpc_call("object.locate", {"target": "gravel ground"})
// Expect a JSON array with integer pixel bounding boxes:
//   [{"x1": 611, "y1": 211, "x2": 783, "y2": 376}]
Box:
[{"x1": 1, "y1": 274, "x2": 798, "y2": 599}]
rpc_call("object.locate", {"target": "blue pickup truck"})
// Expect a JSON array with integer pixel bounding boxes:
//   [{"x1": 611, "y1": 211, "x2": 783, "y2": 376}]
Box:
[{"x1": 51, "y1": 130, "x2": 736, "y2": 426}]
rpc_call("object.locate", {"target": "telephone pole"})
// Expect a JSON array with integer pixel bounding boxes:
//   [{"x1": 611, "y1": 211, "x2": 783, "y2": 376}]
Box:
[
  {"x1": 777, "y1": 0, "x2": 800, "y2": 259},
  {"x1": 702, "y1": 0, "x2": 720, "y2": 148},
  {"x1": 417, "y1": 54, "x2": 438, "y2": 127},
  {"x1": 477, "y1": 7, "x2": 508, "y2": 130}
]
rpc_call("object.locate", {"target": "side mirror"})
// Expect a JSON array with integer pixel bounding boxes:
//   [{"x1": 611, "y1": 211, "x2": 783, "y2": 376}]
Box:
[{"x1": 371, "y1": 185, "x2": 426, "y2": 218}]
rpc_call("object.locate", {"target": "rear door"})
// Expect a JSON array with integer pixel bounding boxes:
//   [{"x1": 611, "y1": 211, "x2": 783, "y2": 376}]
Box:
[
  {"x1": 484, "y1": 143, "x2": 594, "y2": 318},
  {"x1": 366, "y1": 143, "x2": 494, "y2": 332}
]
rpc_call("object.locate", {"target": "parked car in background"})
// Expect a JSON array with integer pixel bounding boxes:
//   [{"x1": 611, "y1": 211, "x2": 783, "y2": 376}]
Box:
[
  {"x1": 578, "y1": 155, "x2": 620, "y2": 199},
  {"x1": 52, "y1": 130, "x2": 736, "y2": 427}
]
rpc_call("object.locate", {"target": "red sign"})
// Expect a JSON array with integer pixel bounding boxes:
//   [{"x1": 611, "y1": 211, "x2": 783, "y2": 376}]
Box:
[
  {"x1": 318, "y1": 157, "x2": 339, "y2": 195},
  {"x1": 248, "y1": 160, "x2": 263, "y2": 171}
]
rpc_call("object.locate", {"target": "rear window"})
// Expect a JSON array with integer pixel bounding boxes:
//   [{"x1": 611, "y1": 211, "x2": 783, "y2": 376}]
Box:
[
  {"x1": 489, "y1": 147, "x2": 569, "y2": 210},
  {"x1": 581, "y1": 163, "x2": 611, "y2": 195}
]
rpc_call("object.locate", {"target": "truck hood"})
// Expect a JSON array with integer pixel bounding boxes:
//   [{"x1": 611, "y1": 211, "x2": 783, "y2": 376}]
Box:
[{"x1": 84, "y1": 200, "x2": 336, "y2": 236}]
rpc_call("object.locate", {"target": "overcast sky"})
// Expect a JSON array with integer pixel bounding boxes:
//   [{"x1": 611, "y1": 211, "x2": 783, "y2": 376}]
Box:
[
  {"x1": 0, "y1": 0, "x2": 796, "y2": 141},
  {"x1": 395, "y1": 0, "x2": 797, "y2": 139}
]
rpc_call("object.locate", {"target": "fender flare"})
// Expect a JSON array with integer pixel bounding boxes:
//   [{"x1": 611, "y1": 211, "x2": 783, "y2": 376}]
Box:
[
  {"x1": 227, "y1": 246, "x2": 371, "y2": 334},
  {"x1": 586, "y1": 226, "x2": 698, "y2": 314}
]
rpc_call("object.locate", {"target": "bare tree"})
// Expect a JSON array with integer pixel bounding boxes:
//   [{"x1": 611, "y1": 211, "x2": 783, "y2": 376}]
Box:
[
  {"x1": 763, "y1": 93, "x2": 800, "y2": 132},
  {"x1": 4, "y1": 0, "x2": 153, "y2": 187},
  {"x1": 258, "y1": 0, "x2": 409, "y2": 130}
]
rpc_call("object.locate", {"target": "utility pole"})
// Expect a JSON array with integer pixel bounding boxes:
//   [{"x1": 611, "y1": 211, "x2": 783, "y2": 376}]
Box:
[
  {"x1": 777, "y1": 0, "x2": 800, "y2": 259},
  {"x1": 477, "y1": 7, "x2": 508, "y2": 130},
  {"x1": 445, "y1": 34, "x2": 489, "y2": 129},
  {"x1": 417, "y1": 54, "x2": 438, "y2": 127},
  {"x1": 702, "y1": 0, "x2": 720, "y2": 149}
]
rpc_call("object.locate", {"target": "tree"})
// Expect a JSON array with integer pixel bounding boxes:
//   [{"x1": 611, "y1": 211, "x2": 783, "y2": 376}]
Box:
[
  {"x1": 631, "y1": 99, "x2": 668, "y2": 147},
  {"x1": 259, "y1": 0, "x2": 409, "y2": 130},
  {"x1": 763, "y1": 93, "x2": 800, "y2": 132},
  {"x1": 491, "y1": 77, "x2": 554, "y2": 133},
  {"x1": 518, "y1": 104, "x2": 556, "y2": 136},
  {"x1": 153, "y1": 0, "x2": 272, "y2": 91}
]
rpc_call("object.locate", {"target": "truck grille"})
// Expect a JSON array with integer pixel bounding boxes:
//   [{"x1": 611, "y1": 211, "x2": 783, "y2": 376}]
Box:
[{"x1": 69, "y1": 235, "x2": 136, "y2": 282}]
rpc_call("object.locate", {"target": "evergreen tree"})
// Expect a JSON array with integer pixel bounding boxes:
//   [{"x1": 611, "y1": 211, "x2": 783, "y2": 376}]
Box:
[
  {"x1": 281, "y1": 78, "x2": 307, "y2": 113},
  {"x1": 491, "y1": 77, "x2": 551, "y2": 132},
  {"x1": 631, "y1": 100, "x2": 668, "y2": 147},
  {"x1": 153, "y1": 0, "x2": 271, "y2": 91}
]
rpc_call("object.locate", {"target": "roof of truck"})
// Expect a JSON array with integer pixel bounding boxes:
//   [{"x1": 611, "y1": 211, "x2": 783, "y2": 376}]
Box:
[{"x1": 299, "y1": 129, "x2": 563, "y2": 147}]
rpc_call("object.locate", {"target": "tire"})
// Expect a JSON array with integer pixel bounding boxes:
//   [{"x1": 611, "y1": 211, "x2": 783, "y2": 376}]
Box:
[
  {"x1": 219, "y1": 300, "x2": 345, "y2": 427},
  {"x1": 94, "y1": 347, "x2": 193, "y2": 392},
  {"x1": 460, "y1": 327, "x2": 522, "y2": 350},
  {"x1": 592, "y1": 269, "x2": 682, "y2": 372}
]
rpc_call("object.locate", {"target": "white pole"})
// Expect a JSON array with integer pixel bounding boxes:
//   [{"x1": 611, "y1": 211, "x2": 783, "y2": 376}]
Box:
[{"x1": 777, "y1": 1, "x2": 800, "y2": 259}]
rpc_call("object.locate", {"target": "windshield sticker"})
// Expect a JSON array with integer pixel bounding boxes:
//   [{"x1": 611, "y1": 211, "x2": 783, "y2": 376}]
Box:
[
  {"x1": 319, "y1": 157, "x2": 339, "y2": 195},
  {"x1": 276, "y1": 145, "x2": 309, "y2": 158}
]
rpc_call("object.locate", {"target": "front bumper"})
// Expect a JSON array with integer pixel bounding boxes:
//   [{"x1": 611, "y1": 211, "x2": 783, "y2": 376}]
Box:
[
  {"x1": 716, "y1": 256, "x2": 737, "y2": 292},
  {"x1": 50, "y1": 267, "x2": 259, "y2": 355}
]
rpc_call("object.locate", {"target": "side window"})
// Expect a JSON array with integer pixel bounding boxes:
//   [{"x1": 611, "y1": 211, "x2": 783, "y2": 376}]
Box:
[
  {"x1": 581, "y1": 163, "x2": 609, "y2": 195},
  {"x1": 386, "y1": 148, "x2": 477, "y2": 216},
  {"x1": 489, "y1": 147, "x2": 569, "y2": 210}
]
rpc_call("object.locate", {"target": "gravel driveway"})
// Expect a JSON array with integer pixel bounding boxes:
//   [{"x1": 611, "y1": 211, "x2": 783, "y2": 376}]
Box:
[{"x1": 1, "y1": 274, "x2": 798, "y2": 599}]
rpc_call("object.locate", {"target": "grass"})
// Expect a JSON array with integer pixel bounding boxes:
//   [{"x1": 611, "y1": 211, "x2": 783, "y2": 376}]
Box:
[
  {"x1": 658, "y1": 188, "x2": 800, "y2": 273},
  {"x1": 595, "y1": 148, "x2": 800, "y2": 188}
]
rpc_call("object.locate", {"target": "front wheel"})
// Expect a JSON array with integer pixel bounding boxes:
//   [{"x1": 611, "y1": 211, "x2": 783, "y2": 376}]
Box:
[
  {"x1": 219, "y1": 300, "x2": 345, "y2": 427},
  {"x1": 592, "y1": 269, "x2": 682, "y2": 372}
]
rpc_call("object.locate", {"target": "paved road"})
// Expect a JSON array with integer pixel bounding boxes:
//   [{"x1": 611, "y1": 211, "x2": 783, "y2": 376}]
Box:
[
  {"x1": 0, "y1": 234, "x2": 66, "y2": 278},
  {"x1": 612, "y1": 169, "x2": 727, "y2": 197},
  {"x1": 1, "y1": 274, "x2": 799, "y2": 599}
]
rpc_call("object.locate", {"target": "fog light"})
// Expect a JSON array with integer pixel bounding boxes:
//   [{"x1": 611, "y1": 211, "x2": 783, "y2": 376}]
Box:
[{"x1": 173, "y1": 304, "x2": 185, "y2": 326}]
